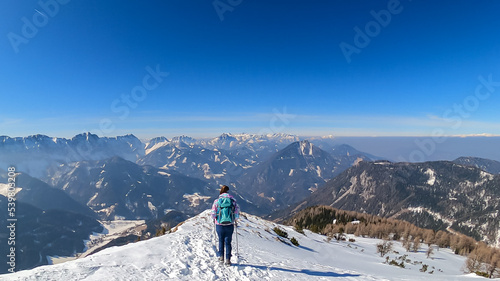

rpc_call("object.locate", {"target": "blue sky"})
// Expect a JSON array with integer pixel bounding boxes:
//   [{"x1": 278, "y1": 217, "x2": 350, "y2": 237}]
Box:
[{"x1": 1, "y1": 0, "x2": 500, "y2": 139}]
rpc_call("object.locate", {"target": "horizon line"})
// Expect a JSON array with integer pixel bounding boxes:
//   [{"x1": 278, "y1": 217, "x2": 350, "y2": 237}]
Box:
[{"x1": 2, "y1": 132, "x2": 500, "y2": 141}]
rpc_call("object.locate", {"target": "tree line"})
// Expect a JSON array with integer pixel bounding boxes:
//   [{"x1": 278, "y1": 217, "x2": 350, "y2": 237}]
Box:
[{"x1": 286, "y1": 205, "x2": 499, "y2": 278}]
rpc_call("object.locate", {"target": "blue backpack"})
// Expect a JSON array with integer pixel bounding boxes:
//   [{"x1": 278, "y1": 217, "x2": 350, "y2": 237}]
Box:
[{"x1": 217, "y1": 197, "x2": 235, "y2": 225}]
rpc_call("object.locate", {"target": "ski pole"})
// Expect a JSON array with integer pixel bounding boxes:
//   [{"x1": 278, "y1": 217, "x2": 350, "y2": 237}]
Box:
[
  {"x1": 235, "y1": 221, "x2": 239, "y2": 257},
  {"x1": 213, "y1": 220, "x2": 217, "y2": 247}
]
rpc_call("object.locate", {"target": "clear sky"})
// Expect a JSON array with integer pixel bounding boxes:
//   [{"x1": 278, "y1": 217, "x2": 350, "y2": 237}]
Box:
[{"x1": 1, "y1": 0, "x2": 500, "y2": 139}]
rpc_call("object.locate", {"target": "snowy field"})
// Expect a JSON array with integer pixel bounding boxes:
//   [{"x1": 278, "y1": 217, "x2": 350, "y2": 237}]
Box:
[{"x1": 0, "y1": 210, "x2": 483, "y2": 281}]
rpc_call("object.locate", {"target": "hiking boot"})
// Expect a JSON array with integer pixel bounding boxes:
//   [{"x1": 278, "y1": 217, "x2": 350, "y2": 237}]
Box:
[
  {"x1": 225, "y1": 259, "x2": 231, "y2": 266},
  {"x1": 218, "y1": 256, "x2": 224, "y2": 263}
]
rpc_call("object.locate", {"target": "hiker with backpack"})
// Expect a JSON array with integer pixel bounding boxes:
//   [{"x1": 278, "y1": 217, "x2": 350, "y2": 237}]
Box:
[{"x1": 211, "y1": 185, "x2": 240, "y2": 265}]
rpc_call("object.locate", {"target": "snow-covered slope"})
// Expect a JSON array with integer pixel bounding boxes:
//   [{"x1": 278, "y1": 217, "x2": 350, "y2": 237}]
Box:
[{"x1": 2, "y1": 210, "x2": 477, "y2": 281}]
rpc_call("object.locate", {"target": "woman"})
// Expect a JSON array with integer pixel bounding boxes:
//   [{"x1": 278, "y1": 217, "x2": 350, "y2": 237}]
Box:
[{"x1": 211, "y1": 185, "x2": 240, "y2": 265}]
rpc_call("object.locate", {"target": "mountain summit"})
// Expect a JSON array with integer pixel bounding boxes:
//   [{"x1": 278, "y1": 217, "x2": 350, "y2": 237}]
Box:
[{"x1": 235, "y1": 141, "x2": 377, "y2": 214}]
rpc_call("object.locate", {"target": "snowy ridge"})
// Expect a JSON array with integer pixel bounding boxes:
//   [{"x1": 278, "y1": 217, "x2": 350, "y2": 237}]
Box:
[
  {"x1": 145, "y1": 141, "x2": 170, "y2": 155},
  {"x1": 0, "y1": 133, "x2": 144, "y2": 178},
  {"x1": 2, "y1": 210, "x2": 477, "y2": 281}
]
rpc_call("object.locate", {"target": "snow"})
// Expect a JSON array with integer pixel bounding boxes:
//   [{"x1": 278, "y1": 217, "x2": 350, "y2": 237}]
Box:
[
  {"x1": 45, "y1": 219, "x2": 147, "y2": 266},
  {"x1": 145, "y1": 141, "x2": 170, "y2": 155},
  {"x1": 316, "y1": 165, "x2": 322, "y2": 177},
  {"x1": 183, "y1": 193, "x2": 211, "y2": 207},
  {"x1": 480, "y1": 171, "x2": 494, "y2": 180},
  {"x1": 406, "y1": 207, "x2": 454, "y2": 227},
  {"x1": 424, "y1": 168, "x2": 436, "y2": 186},
  {"x1": 95, "y1": 178, "x2": 104, "y2": 189},
  {"x1": 100, "y1": 220, "x2": 146, "y2": 236},
  {"x1": 1, "y1": 210, "x2": 479, "y2": 281},
  {"x1": 299, "y1": 141, "x2": 314, "y2": 156},
  {"x1": 148, "y1": 201, "x2": 157, "y2": 212},
  {"x1": 88, "y1": 192, "x2": 99, "y2": 204},
  {"x1": 157, "y1": 170, "x2": 171, "y2": 177},
  {"x1": 0, "y1": 183, "x2": 22, "y2": 197},
  {"x1": 200, "y1": 163, "x2": 224, "y2": 179},
  {"x1": 80, "y1": 220, "x2": 146, "y2": 256},
  {"x1": 353, "y1": 157, "x2": 364, "y2": 166},
  {"x1": 475, "y1": 171, "x2": 493, "y2": 187}
]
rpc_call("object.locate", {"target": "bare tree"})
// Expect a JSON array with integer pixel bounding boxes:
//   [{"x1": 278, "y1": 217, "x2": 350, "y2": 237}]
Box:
[
  {"x1": 426, "y1": 245, "x2": 434, "y2": 259},
  {"x1": 465, "y1": 247, "x2": 489, "y2": 273},
  {"x1": 456, "y1": 235, "x2": 475, "y2": 256},
  {"x1": 401, "y1": 232, "x2": 412, "y2": 252},
  {"x1": 436, "y1": 231, "x2": 450, "y2": 248},
  {"x1": 377, "y1": 240, "x2": 393, "y2": 257},
  {"x1": 487, "y1": 253, "x2": 499, "y2": 278},
  {"x1": 412, "y1": 237, "x2": 421, "y2": 252},
  {"x1": 423, "y1": 229, "x2": 434, "y2": 247}
]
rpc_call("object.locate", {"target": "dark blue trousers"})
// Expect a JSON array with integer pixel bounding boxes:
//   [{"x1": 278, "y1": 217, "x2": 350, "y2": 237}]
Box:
[{"x1": 216, "y1": 224, "x2": 234, "y2": 260}]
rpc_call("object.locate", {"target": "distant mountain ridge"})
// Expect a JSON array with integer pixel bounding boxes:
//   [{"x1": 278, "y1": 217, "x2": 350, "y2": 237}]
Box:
[
  {"x1": 281, "y1": 160, "x2": 500, "y2": 246},
  {"x1": 0, "y1": 132, "x2": 144, "y2": 178},
  {"x1": 453, "y1": 156, "x2": 500, "y2": 174}
]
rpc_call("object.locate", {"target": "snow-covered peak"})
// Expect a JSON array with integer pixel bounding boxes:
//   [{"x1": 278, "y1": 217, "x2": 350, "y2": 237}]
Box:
[
  {"x1": 4, "y1": 210, "x2": 475, "y2": 280},
  {"x1": 144, "y1": 137, "x2": 169, "y2": 154},
  {"x1": 207, "y1": 133, "x2": 239, "y2": 149},
  {"x1": 171, "y1": 135, "x2": 196, "y2": 145},
  {"x1": 71, "y1": 132, "x2": 100, "y2": 142},
  {"x1": 264, "y1": 133, "x2": 300, "y2": 142}
]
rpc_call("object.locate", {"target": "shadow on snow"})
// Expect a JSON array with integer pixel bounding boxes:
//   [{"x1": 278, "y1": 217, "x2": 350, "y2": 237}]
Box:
[{"x1": 238, "y1": 263, "x2": 361, "y2": 277}]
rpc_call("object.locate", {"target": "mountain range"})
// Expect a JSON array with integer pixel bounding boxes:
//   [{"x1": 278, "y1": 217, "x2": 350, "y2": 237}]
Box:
[
  {"x1": 453, "y1": 156, "x2": 500, "y2": 174},
  {"x1": 278, "y1": 160, "x2": 500, "y2": 247},
  {"x1": 0, "y1": 133, "x2": 144, "y2": 179},
  {"x1": 1, "y1": 132, "x2": 499, "y2": 273}
]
